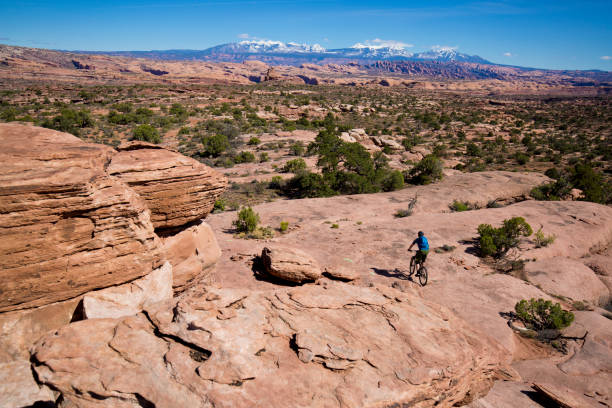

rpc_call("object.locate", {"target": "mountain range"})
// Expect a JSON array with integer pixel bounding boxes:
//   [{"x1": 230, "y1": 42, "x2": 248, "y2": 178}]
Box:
[{"x1": 78, "y1": 40, "x2": 492, "y2": 65}]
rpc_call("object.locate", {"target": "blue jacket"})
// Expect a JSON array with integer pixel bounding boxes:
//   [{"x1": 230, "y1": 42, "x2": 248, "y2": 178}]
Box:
[{"x1": 414, "y1": 236, "x2": 429, "y2": 251}]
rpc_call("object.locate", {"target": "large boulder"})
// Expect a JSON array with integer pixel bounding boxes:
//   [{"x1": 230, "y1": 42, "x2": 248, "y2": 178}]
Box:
[
  {"x1": 261, "y1": 245, "x2": 322, "y2": 283},
  {"x1": 0, "y1": 124, "x2": 163, "y2": 312},
  {"x1": 108, "y1": 141, "x2": 227, "y2": 230},
  {"x1": 162, "y1": 221, "x2": 221, "y2": 291},
  {"x1": 31, "y1": 282, "x2": 509, "y2": 407}
]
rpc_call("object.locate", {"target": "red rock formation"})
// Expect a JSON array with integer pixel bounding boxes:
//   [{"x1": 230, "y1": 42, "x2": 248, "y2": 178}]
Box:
[
  {"x1": 108, "y1": 141, "x2": 227, "y2": 230},
  {"x1": 0, "y1": 124, "x2": 163, "y2": 312}
]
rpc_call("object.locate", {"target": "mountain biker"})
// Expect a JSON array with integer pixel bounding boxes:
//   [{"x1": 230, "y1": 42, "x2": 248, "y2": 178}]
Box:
[{"x1": 408, "y1": 231, "x2": 429, "y2": 265}]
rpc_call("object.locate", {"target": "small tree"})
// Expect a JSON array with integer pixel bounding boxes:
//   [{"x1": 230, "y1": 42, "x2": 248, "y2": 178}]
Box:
[
  {"x1": 477, "y1": 217, "x2": 533, "y2": 258},
  {"x1": 515, "y1": 298, "x2": 574, "y2": 331},
  {"x1": 202, "y1": 134, "x2": 229, "y2": 157},
  {"x1": 132, "y1": 124, "x2": 161, "y2": 144},
  {"x1": 409, "y1": 155, "x2": 443, "y2": 185},
  {"x1": 233, "y1": 207, "x2": 259, "y2": 233},
  {"x1": 282, "y1": 158, "x2": 307, "y2": 173}
]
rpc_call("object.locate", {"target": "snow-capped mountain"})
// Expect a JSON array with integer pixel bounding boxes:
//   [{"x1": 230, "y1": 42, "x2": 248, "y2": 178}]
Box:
[
  {"x1": 200, "y1": 41, "x2": 489, "y2": 63},
  {"x1": 210, "y1": 40, "x2": 327, "y2": 54},
  {"x1": 413, "y1": 47, "x2": 490, "y2": 64},
  {"x1": 77, "y1": 40, "x2": 491, "y2": 65}
]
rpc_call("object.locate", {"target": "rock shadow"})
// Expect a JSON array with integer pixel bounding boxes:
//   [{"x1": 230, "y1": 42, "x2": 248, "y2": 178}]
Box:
[
  {"x1": 371, "y1": 267, "x2": 412, "y2": 281},
  {"x1": 458, "y1": 238, "x2": 480, "y2": 256},
  {"x1": 519, "y1": 390, "x2": 561, "y2": 408}
]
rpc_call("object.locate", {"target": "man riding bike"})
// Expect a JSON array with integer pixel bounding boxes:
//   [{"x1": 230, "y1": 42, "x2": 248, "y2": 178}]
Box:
[{"x1": 408, "y1": 231, "x2": 429, "y2": 265}]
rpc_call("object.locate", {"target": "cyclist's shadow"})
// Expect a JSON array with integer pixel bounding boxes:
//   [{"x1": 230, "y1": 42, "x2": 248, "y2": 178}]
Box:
[{"x1": 371, "y1": 267, "x2": 413, "y2": 281}]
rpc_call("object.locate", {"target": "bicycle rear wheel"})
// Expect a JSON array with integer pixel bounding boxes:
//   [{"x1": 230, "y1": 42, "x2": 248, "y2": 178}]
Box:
[{"x1": 418, "y1": 266, "x2": 428, "y2": 286}]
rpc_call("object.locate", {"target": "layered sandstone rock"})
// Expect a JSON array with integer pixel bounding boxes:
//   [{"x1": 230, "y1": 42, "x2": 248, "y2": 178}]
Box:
[
  {"x1": 32, "y1": 282, "x2": 508, "y2": 407},
  {"x1": 0, "y1": 123, "x2": 163, "y2": 312},
  {"x1": 108, "y1": 141, "x2": 227, "y2": 230},
  {"x1": 262, "y1": 245, "x2": 322, "y2": 283},
  {"x1": 161, "y1": 221, "x2": 221, "y2": 291}
]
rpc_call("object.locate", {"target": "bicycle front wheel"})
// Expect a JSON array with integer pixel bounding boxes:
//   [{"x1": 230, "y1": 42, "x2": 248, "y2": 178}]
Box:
[
  {"x1": 409, "y1": 257, "x2": 416, "y2": 276},
  {"x1": 418, "y1": 266, "x2": 428, "y2": 286}
]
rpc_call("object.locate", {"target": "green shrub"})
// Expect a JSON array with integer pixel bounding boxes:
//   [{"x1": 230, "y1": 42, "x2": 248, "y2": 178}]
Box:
[
  {"x1": 269, "y1": 175, "x2": 284, "y2": 189},
  {"x1": 282, "y1": 158, "x2": 307, "y2": 173},
  {"x1": 569, "y1": 162, "x2": 609, "y2": 204},
  {"x1": 451, "y1": 200, "x2": 470, "y2": 212},
  {"x1": 515, "y1": 298, "x2": 574, "y2": 331},
  {"x1": 132, "y1": 124, "x2": 161, "y2": 144},
  {"x1": 289, "y1": 141, "x2": 305, "y2": 156},
  {"x1": 382, "y1": 170, "x2": 405, "y2": 192},
  {"x1": 409, "y1": 155, "x2": 443, "y2": 185},
  {"x1": 233, "y1": 206, "x2": 260, "y2": 233},
  {"x1": 394, "y1": 209, "x2": 412, "y2": 218},
  {"x1": 434, "y1": 245, "x2": 456, "y2": 253},
  {"x1": 202, "y1": 134, "x2": 230, "y2": 157},
  {"x1": 213, "y1": 198, "x2": 226, "y2": 213},
  {"x1": 247, "y1": 136, "x2": 261, "y2": 145},
  {"x1": 234, "y1": 151, "x2": 256, "y2": 164},
  {"x1": 534, "y1": 227, "x2": 556, "y2": 248},
  {"x1": 466, "y1": 142, "x2": 482, "y2": 157},
  {"x1": 331, "y1": 223, "x2": 339, "y2": 229},
  {"x1": 282, "y1": 171, "x2": 335, "y2": 198},
  {"x1": 477, "y1": 217, "x2": 533, "y2": 258},
  {"x1": 112, "y1": 102, "x2": 133, "y2": 113},
  {"x1": 169, "y1": 103, "x2": 187, "y2": 117},
  {"x1": 42, "y1": 108, "x2": 93, "y2": 136},
  {"x1": 280, "y1": 221, "x2": 289, "y2": 232},
  {"x1": 530, "y1": 178, "x2": 572, "y2": 201},
  {"x1": 259, "y1": 152, "x2": 269, "y2": 162},
  {"x1": 514, "y1": 152, "x2": 530, "y2": 165}
]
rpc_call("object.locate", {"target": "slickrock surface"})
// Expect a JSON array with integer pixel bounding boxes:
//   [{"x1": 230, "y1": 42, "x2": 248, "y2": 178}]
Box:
[
  {"x1": 32, "y1": 282, "x2": 508, "y2": 408},
  {"x1": 161, "y1": 221, "x2": 221, "y2": 291},
  {"x1": 108, "y1": 141, "x2": 227, "y2": 230},
  {"x1": 0, "y1": 123, "x2": 163, "y2": 312},
  {"x1": 524, "y1": 258, "x2": 610, "y2": 305},
  {"x1": 206, "y1": 174, "x2": 612, "y2": 407}
]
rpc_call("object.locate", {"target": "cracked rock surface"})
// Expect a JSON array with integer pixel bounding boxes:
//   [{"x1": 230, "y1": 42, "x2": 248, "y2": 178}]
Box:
[{"x1": 32, "y1": 281, "x2": 508, "y2": 408}]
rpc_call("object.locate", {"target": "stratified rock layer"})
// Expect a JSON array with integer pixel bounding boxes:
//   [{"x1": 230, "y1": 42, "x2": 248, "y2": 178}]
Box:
[
  {"x1": 32, "y1": 282, "x2": 507, "y2": 408},
  {"x1": 108, "y1": 141, "x2": 227, "y2": 230},
  {"x1": 0, "y1": 124, "x2": 163, "y2": 312}
]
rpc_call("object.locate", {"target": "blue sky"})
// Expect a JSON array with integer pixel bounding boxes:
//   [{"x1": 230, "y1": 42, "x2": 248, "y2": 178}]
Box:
[{"x1": 1, "y1": 0, "x2": 611, "y2": 70}]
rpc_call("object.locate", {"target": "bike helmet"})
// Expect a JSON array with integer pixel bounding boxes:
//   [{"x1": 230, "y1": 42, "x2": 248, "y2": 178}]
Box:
[{"x1": 418, "y1": 231, "x2": 424, "y2": 237}]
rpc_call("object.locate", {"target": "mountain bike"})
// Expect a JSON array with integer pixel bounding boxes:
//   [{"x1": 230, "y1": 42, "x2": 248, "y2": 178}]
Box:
[{"x1": 409, "y1": 251, "x2": 428, "y2": 286}]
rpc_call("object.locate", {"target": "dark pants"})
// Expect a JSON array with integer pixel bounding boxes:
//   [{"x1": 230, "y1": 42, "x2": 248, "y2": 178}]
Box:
[{"x1": 415, "y1": 249, "x2": 429, "y2": 264}]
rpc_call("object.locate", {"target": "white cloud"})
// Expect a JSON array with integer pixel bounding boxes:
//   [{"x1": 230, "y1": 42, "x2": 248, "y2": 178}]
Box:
[
  {"x1": 237, "y1": 33, "x2": 249, "y2": 39},
  {"x1": 352, "y1": 38, "x2": 413, "y2": 50},
  {"x1": 431, "y1": 45, "x2": 458, "y2": 52},
  {"x1": 503, "y1": 52, "x2": 513, "y2": 57},
  {"x1": 601, "y1": 55, "x2": 612, "y2": 60}
]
